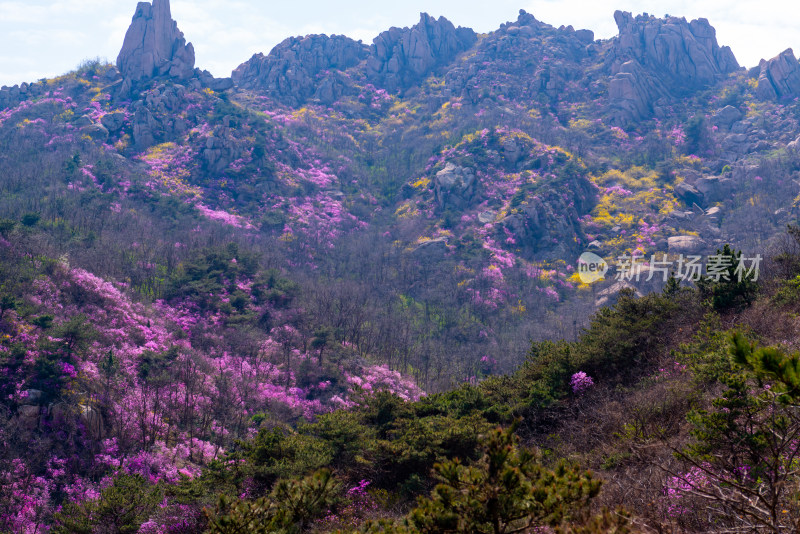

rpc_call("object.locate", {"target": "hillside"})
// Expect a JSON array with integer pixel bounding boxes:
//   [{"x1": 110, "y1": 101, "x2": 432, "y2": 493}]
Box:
[{"x1": 3, "y1": 1, "x2": 800, "y2": 532}]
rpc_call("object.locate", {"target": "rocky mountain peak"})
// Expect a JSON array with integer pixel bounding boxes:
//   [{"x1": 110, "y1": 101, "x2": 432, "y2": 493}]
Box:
[
  {"x1": 611, "y1": 11, "x2": 737, "y2": 86},
  {"x1": 117, "y1": 0, "x2": 195, "y2": 88},
  {"x1": 231, "y1": 34, "x2": 369, "y2": 106},
  {"x1": 366, "y1": 13, "x2": 478, "y2": 92},
  {"x1": 608, "y1": 11, "x2": 738, "y2": 123}
]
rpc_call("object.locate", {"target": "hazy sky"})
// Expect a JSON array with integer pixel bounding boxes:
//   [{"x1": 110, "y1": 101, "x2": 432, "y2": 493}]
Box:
[{"x1": 1, "y1": 0, "x2": 798, "y2": 87}]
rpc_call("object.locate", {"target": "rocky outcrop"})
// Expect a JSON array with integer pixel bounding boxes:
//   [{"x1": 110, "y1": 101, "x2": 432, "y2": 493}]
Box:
[
  {"x1": 442, "y1": 10, "x2": 594, "y2": 104},
  {"x1": 756, "y1": 49, "x2": 800, "y2": 100},
  {"x1": 367, "y1": 13, "x2": 477, "y2": 92},
  {"x1": 434, "y1": 163, "x2": 477, "y2": 209},
  {"x1": 596, "y1": 281, "x2": 643, "y2": 308},
  {"x1": 668, "y1": 235, "x2": 707, "y2": 254},
  {"x1": 711, "y1": 105, "x2": 743, "y2": 130},
  {"x1": 0, "y1": 79, "x2": 54, "y2": 111},
  {"x1": 412, "y1": 237, "x2": 449, "y2": 259},
  {"x1": 101, "y1": 112, "x2": 127, "y2": 133},
  {"x1": 232, "y1": 35, "x2": 368, "y2": 106},
  {"x1": 130, "y1": 83, "x2": 190, "y2": 148},
  {"x1": 79, "y1": 404, "x2": 106, "y2": 440},
  {"x1": 675, "y1": 182, "x2": 705, "y2": 207},
  {"x1": 608, "y1": 60, "x2": 668, "y2": 122},
  {"x1": 695, "y1": 175, "x2": 733, "y2": 203},
  {"x1": 608, "y1": 11, "x2": 738, "y2": 123},
  {"x1": 201, "y1": 128, "x2": 247, "y2": 174},
  {"x1": 117, "y1": 0, "x2": 195, "y2": 91},
  {"x1": 198, "y1": 70, "x2": 234, "y2": 92},
  {"x1": 501, "y1": 177, "x2": 596, "y2": 260}
]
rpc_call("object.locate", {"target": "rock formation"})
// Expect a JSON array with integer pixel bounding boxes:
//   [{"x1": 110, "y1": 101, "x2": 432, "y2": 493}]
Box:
[
  {"x1": 711, "y1": 105, "x2": 743, "y2": 130},
  {"x1": 434, "y1": 163, "x2": 477, "y2": 209},
  {"x1": 608, "y1": 59, "x2": 668, "y2": 123},
  {"x1": 130, "y1": 83, "x2": 190, "y2": 148},
  {"x1": 441, "y1": 10, "x2": 595, "y2": 104},
  {"x1": 757, "y1": 49, "x2": 800, "y2": 100},
  {"x1": 117, "y1": 0, "x2": 195, "y2": 90},
  {"x1": 668, "y1": 235, "x2": 707, "y2": 254},
  {"x1": 607, "y1": 11, "x2": 738, "y2": 122},
  {"x1": 232, "y1": 35, "x2": 368, "y2": 106},
  {"x1": 500, "y1": 176, "x2": 596, "y2": 260},
  {"x1": 367, "y1": 13, "x2": 477, "y2": 92}
]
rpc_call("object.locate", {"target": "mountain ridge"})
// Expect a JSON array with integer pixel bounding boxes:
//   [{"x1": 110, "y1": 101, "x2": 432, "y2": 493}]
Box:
[{"x1": 3, "y1": 1, "x2": 800, "y2": 532}]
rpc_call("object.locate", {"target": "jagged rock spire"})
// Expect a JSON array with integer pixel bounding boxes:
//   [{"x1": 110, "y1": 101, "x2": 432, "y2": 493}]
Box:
[
  {"x1": 117, "y1": 0, "x2": 195, "y2": 86},
  {"x1": 366, "y1": 13, "x2": 477, "y2": 92},
  {"x1": 757, "y1": 49, "x2": 800, "y2": 100},
  {"x1": 607, "y1": 11, "x2": 739, "y2": 123}
]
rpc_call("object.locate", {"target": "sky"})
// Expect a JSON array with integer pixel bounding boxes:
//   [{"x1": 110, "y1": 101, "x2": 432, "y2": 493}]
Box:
[{"x1": 0, "y1": 0, "x2": 798, "y2": 87}]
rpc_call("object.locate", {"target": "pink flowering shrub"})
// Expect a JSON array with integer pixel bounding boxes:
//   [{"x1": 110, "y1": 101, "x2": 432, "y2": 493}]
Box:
[
  {"x1": 0, "y1": 254, "x2": 426, "y2": 527},
  {"x1": 570, "y1": 371, "x2": 594, "y2": 394}
]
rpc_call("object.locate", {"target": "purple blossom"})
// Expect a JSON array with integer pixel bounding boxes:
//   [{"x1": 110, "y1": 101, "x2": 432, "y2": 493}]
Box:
[{"x1": 570, "y1": 371, "x2": 594, "y2": 394}]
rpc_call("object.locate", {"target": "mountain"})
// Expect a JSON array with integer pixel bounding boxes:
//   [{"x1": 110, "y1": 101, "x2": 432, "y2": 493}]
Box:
[{"x1": 3, "y1": 1, "x2": 800, "y2": 532}]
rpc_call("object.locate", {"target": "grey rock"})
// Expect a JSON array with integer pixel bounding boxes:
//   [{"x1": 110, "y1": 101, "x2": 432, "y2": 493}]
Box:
[
  {"x1": 695, "y1": 176, "x2": 732, "y2": 202},
  {"x1": 367, "y1": 13, "x2": 477, "y2": 92},
  {"x1": 705, "y1": 206, "x2": 722, "y2": 223},
  {"x1": 668, "y1": 210, "x2": 693, "y2": 220},
  {"x1": 753, "y1": 140, "x2": 771, "y2": 152},
  {"x1": 200, "y1": 127, "x2": 246, "y2": 174},
  {"x1": 101, "y1": 112, "x2": 126, "y2": 132},
  {"x1": 72, "y1": 114, "x2": 93, "y2": 128},
  {"x1": 207, "y1": 77, "x2": 233, "y2": 91},
  {"x1": 730, "y1": 121, "x2": 750, "y2": 134},
  {"x1": 478, "y1": 210, "x2": 497, "y2": 224},
  {"x1": 675, "y1": 182, "x2": 705, "y2": 207},
  {"x1": 502, "y1": 137, "x2": 524, "y2": 165},
  {"x1": 132, "y1": 106, "x2": 158, "y2": 148},
  {"x1": 757, "y1": 48, "x2": 800, "y2": 100},
  {"x1": 79, "y1": 404, "x2": 106, "y2": 440},
  {"x1": 82, "y1": 124, "x2": 110, "y2": 143},
  {"x1": 102, "y1": 65, "x2": 123, "y2": 82},
  {"x1": 712, "y1": 105, "x2": 743, "y2": 129},
  {"x1": 25, "y1": 390, "x2": 43, "y2": 403},
  {"x1": 413, "y1": 237, "x2": 449, "y2": 258},
  {"x1": 574, "y1": 29, "x2": 594, "y2": 44},
  {"x1": 608, "y1": 11, "x2": 738, "y2": 122},
  {"x1": 233, "y1": 34, "x2": 368, "y2": 106},
  {"x1": 440, "y1": 9, "x2": 591, "y2": 104},
  {"x1": 668, "y1": 235, "x2": 707, "y2": 254},
  {"x1": 608, "y1": 60, "x2": 666, "y2": 122},
  {"x1": 596, "y1": 281, "x2": 643, "y2": 308},
  {"x1": 117, "y1": 0, "x2": 195, "y2": 86},
  {"x1": 434, "y1": 163, "x2": 477, "y2": 209},
  {"x1": 197, "y1": 69, "x2": 234, "y2": 91}
]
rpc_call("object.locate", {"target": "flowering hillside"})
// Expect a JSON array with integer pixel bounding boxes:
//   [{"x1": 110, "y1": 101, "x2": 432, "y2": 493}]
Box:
[{"x1": 3, "y1": 1, "x2": 800, "y2": 532}]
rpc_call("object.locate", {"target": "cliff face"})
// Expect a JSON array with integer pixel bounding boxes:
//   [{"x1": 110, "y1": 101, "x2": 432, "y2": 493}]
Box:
[
  {"x1": 607, "y1": 11, "x2": 739, "y2": 122},
  {"x1": 117, "y1": 0, "x2": 195, "y2": 87}
]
